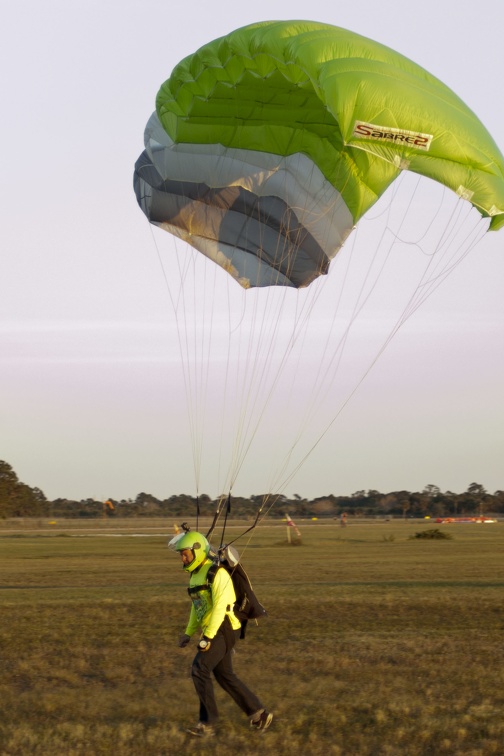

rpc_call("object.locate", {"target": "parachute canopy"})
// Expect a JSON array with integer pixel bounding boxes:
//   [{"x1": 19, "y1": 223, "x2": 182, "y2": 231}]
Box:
[{"x1": 134, "y1": 20, "x2": 504, "y2": 289}]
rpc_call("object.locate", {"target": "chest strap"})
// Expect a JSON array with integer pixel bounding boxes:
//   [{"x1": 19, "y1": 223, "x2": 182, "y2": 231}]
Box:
[{"x1": 187, "y1": 562, "x2": 219, "y2": 596}]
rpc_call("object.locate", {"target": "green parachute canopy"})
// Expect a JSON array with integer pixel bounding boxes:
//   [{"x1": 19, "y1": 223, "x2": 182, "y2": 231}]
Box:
[{"x1": 134, "y1": 20, "x2": 504, "y2": 289}]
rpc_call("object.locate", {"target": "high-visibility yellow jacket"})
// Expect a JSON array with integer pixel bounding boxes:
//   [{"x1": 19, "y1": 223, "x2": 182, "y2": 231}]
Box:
[{"x1": 185, "y1": 558, "x2": 241, "y2": 639}]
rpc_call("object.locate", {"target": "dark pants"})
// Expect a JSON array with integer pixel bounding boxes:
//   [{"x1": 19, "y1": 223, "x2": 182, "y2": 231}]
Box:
[{"x1": 191, "y1": 619, "x2": 262, "y2": 724}]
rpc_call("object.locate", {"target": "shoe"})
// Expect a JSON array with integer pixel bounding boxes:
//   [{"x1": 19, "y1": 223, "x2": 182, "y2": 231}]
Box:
[
  {"x1": 186, "y1": 722, "x2": 216, "y2": 737},
  {"x1": 250, "y1": 710, "x2": 273, "y2": 731}
]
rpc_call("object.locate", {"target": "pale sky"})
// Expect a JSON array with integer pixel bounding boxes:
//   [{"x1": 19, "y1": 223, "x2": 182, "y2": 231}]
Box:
[{"x1": 1, "y1": 0, "x2": 503, "y2": 502}]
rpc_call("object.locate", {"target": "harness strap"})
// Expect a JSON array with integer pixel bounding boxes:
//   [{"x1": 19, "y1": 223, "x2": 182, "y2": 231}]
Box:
[
  {"x1": 187, "y1": 582, "x2": 209, "y2": 595},
  {"x1": 187, "y1": 562, "x2": 219, "y2": 596}
]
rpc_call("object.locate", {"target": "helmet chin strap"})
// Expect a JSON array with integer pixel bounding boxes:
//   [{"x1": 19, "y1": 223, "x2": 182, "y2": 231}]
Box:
[{"x1": 191, "y1": 556, "x2": 208, "y2": 574}]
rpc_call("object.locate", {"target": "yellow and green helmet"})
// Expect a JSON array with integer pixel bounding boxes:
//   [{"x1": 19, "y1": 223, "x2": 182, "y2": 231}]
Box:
[{"x1": 175, "y1": 530, "x2": 210, "y2": 572}]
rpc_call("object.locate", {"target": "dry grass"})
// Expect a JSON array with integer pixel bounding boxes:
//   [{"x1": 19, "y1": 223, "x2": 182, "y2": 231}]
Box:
[{"x1": 1, "y1": 521, "x2": 503, "y2": 754}]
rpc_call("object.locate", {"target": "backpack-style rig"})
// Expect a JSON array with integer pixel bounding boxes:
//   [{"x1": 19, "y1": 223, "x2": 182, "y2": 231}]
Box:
[{"x1": 189, "y1": 545, "x2": 267, "y2": 639}]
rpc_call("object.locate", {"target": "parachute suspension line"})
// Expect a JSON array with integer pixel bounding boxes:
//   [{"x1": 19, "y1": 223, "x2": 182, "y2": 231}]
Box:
[
  {"x1": 221, "y1": 292, "x2": 274, "y2": 490},
  {"x1": 205, "y1": 136, "x2": 368, "y2": 500},
  {"x1": 205, "y1": 494, "x2": 223, "y2": 542},
  {"x1": 148, "y1": 226, "x2": 225, "y2": 496},
  {"x1": 147, "y1": 169, "x2": 488, "y2": 526},
  {"x1": 224, "y1": 495, "x2": 271, "y2": 554},
  {"x1": 174, "y1": 244, "x2": 204, "y2": 493},
  {"x1": 266, "y1": 198, "x2": 490, "y2": 498},
  {"x1": 390, "y1": 178, "x2": 451, "y2": 251},
  {"x1": 347, "y1": 179, "x2": 487, "y2": 354},
  {"x1": 147, "y1": 226, "x2": 203, "y2": 494},
  {"x1": 235, "y1": 174, "x2": 484, "y2": 501},
  {"x1": 218, "y1": 142, "x2": 315, "y2": 487},
  {"x1": 205, "y1": 490, "x2": 233, "y2": 545},
  {"x1": 261, "y1": 245, "x2": 355, "y2": 491},
  {"x1": 264, "y1": 229, "x2": 383, "y2": 493},
  {"x1": 230, "y1": 284, "x2": 269, "y2": 473},
  {"x1": 219, "y1": 181, "x2": 295, "y2": 488},
  {"x1": 225, "y1": 289, "x2": 288, "y2": 491},
  {"x1": 263, "y1": 158, "x2": 403, "y2": 494},
  {"x1": 226, "y1": 285, "x2": 291, "y2": 490},
  {"x1": 219, "y1": 493, "x2": 232, "y2": 549},
  {"x1": 192, "y1": 252, "x2": 222, "y2": 492},
  {"x1": 223, "y1": 153, "x2": 355, "y2": 493},
  {"x1": 213, "y1": 156, "x2": 349, "y2": 496},
  {"x1": 148, "y1": 224, "x2": 179, "y2": 315},
  {"x1": 225, "y1": 240, "x2": 344, "y2": 493},
  {"x1": 187, "y1": 260, "x2": 292, "y2": 490},
  {"x1": 216, "y1": 279, "x2": 236, "y2": 494},
  {"x1": 216, "y1": 278, "x2": 279, "y2": 494},
  {"x1": 391, "y1": 198, "x2": 488, "y2": 325}
]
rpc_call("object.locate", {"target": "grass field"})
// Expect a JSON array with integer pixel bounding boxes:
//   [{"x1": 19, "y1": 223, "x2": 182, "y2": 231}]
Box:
[{"x1": 1, "y1": 519, "x2": 503, "y2": 755}]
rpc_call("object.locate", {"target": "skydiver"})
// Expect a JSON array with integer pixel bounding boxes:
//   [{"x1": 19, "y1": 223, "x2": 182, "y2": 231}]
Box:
[{"x1": 174, "y1": 530, "x2": 273, "y2": 737}]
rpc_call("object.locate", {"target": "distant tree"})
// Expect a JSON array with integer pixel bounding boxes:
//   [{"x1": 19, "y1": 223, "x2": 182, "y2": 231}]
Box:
[
  {"x1": 375, "y1": 493, "x2": 392, "y2": 513},
  {"x1": 0, "y1": 461, "x2": 18, "y2": 503},
  {"x1": 423, "y1": 484, "x2": 441, "y2": 498},
  {"x1": 0, "y1": 461, "x2": 47, "y2": 517},
  {"x1": 409, "y1": 491, "x2": 430, "y2": 518},
  {"x1": 462, "y1": 482, "x2": 488, "y2": 516},
  {"x1": 376, "y1": 491, "x2": 411, "y2": 518},
  {"x1": 467, "y1": 482, "x2": 487, "y2": 497},
  {"x1": 133, "y1": 492, "x2": 162, "y2": 516},
  {"x1": 492, "y1": 491, "x2": 504, "y2": 514},
  {"x1": 311, "y1": 497, "x2": 336, "y2": 516}
]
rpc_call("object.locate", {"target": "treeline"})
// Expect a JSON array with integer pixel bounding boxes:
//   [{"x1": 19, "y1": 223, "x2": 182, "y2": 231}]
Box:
[
  {"x1": 0, "y1": 461, "x2": 47, "y2": 518},
  {"x1": 1, "y1": 460, "x2": 503, "y2": 520}
]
